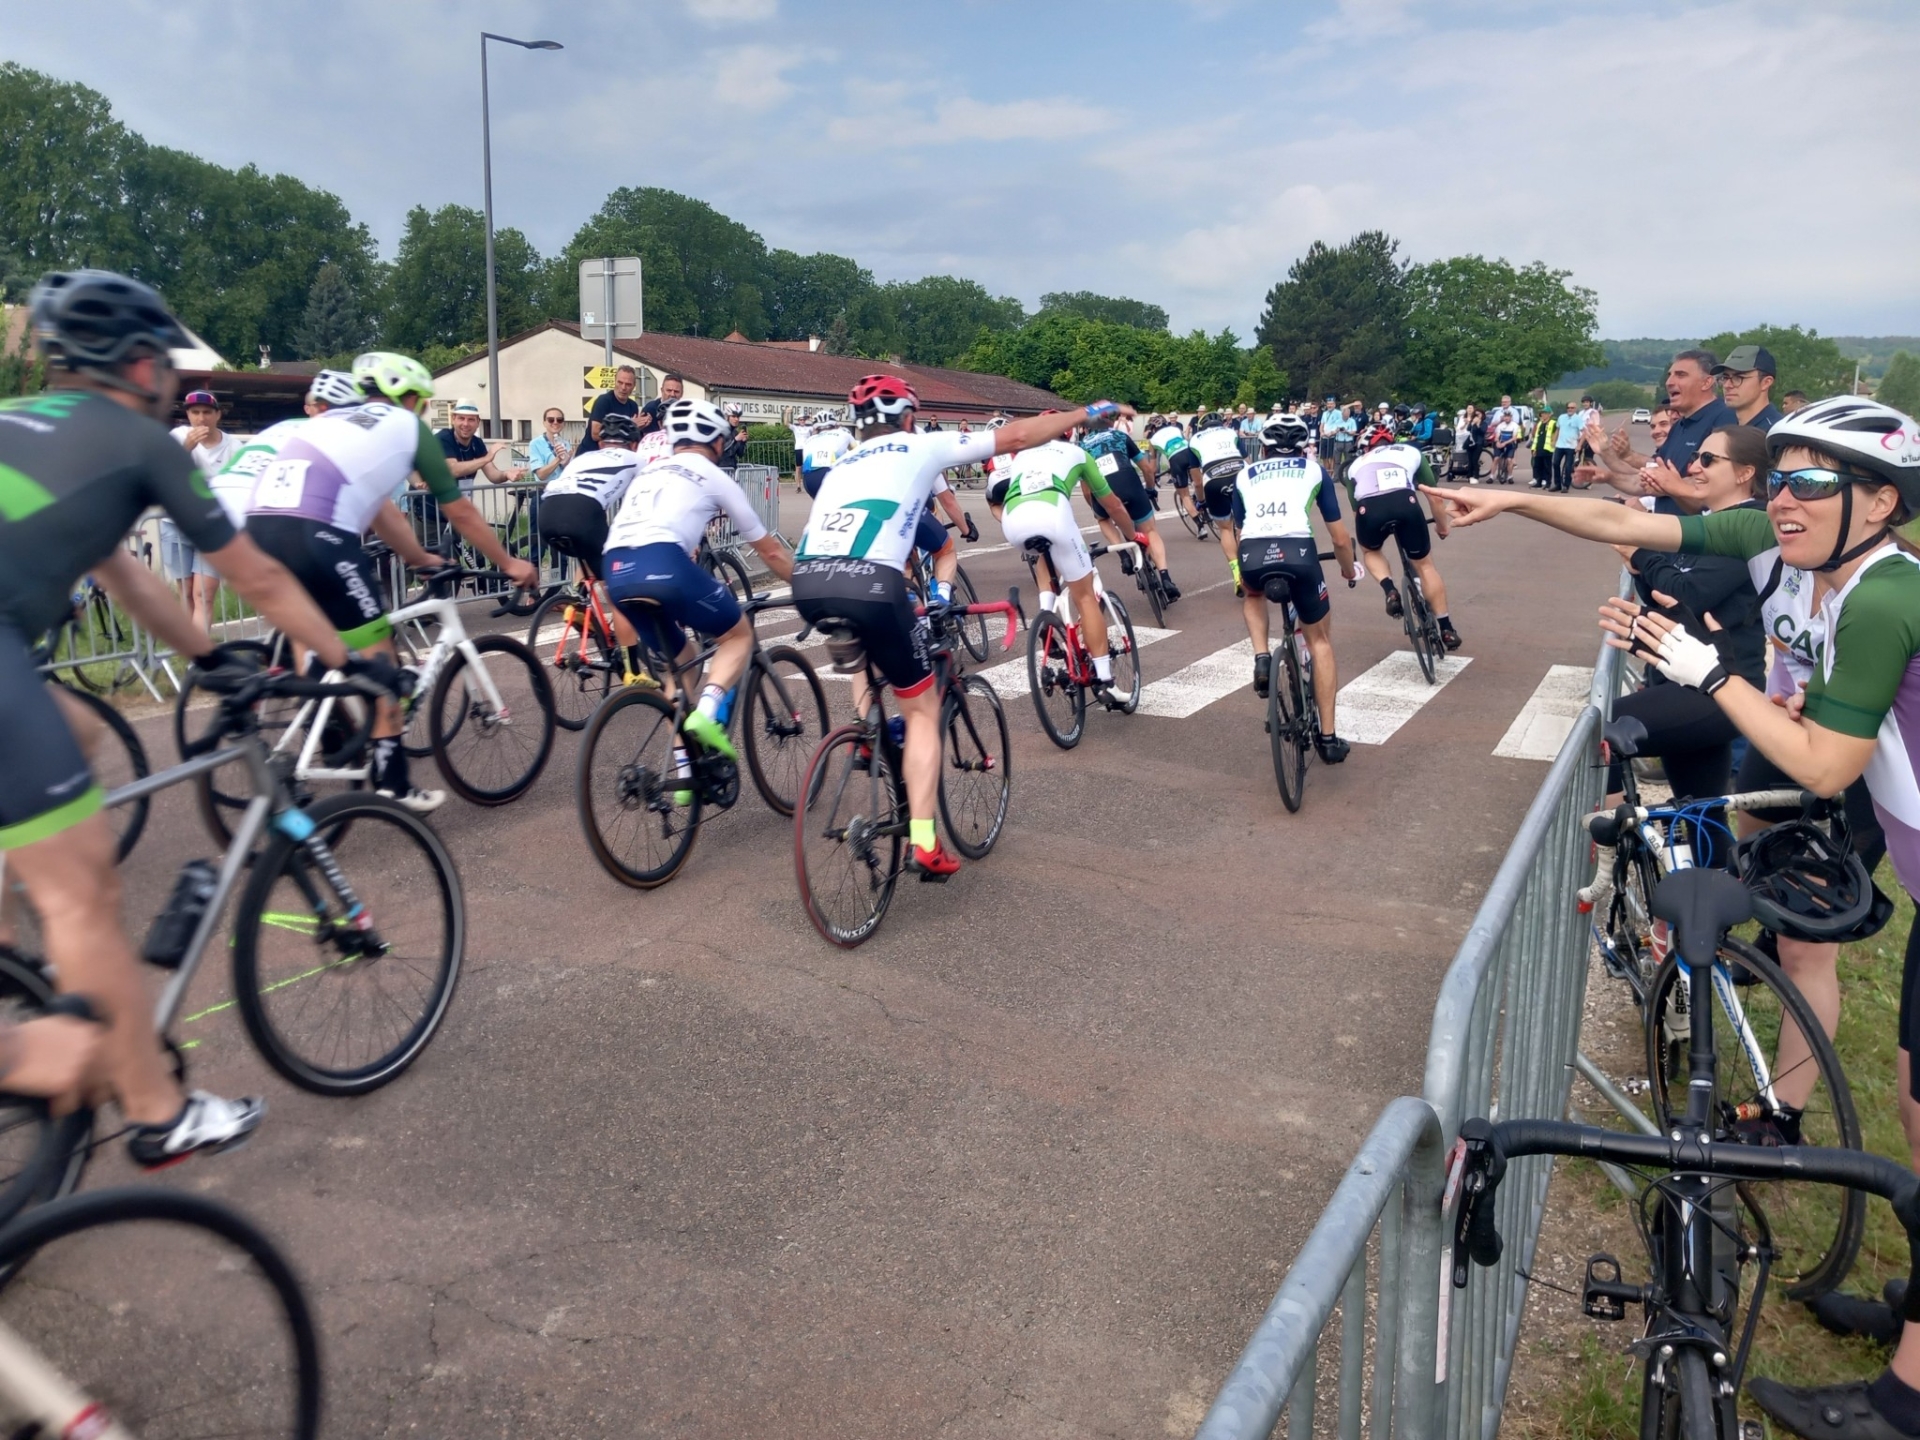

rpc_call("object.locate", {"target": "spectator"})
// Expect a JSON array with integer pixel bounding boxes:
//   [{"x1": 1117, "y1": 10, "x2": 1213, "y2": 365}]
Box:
[
  {"x1": 1713, "y1": 344, "x2": 1783, "y2": 430},
  {"x1": 1411, "y1": 404, "x2": 1435, "y2": 446},
  {"x1": 1780, "y1": 388, "x2": 1808, "y2": 414},
  {"x1": 1654, "y1": 349, "x2": 1737, "y2": 471},
  {"x1": 1552, "y1": 400, "x2": 1583, "y2": 491},
  {"x1": 719, "y1": 402, "x2": 749, "y2": 467},
  {"x1": 1488, "y1": 396, "x2": 1521, "y2": 483},
  {"x1": 527, "y1": 407, "x2": 574, "y2": 483},
  {"x1": 638, "y1": 372, "x2": 685, "y2": 437},
  {"x1": 163, "y1": 388, "x2": 239, "y2": 634},
  {"x1": 582, "y1": 366, "x2": 640, "y2": 452},
  {"x1": 1528, "y1": 399, "x2": 1556, "y2": 487},
  {"x1": 1461, "y1": 405, "x2": 1487, "y2": 482},
  {"x1": 437, "y1": 399, "x2": 525, "y2": 495}
]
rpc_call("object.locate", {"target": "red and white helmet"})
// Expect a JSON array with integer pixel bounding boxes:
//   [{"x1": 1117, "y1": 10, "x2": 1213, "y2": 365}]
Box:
[
  {"x1": 1361, "y1": 424, "x2": 1397, "y2": 452},
  {"x1": 849, "y1": 373, "x2": 918, "y2": 423}
]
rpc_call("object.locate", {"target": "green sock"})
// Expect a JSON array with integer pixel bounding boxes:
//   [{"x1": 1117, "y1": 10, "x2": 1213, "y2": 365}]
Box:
[{"x1": 910, "y1": 818, "x2": 936, "y2": 851}]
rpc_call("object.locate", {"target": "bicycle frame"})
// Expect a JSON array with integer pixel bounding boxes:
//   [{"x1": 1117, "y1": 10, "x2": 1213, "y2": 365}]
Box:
[{"x1": 1023, "y1": 545, "x2": 1114, "y2": 687}]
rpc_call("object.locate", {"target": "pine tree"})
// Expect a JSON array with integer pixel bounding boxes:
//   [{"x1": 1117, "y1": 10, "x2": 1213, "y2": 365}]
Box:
[{"x1": 293, "y1": 262, "x2": 370, "y2": 359}]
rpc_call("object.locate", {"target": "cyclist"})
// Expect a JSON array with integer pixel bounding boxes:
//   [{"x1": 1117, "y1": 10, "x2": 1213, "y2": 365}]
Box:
[
  {"x1": 1236, "y1": 413, "x2": 1358, "y2": 763},
  {"x1": 908, "y1": 470, "x2": 977, "y2": 604},
  {"x1": 790, "y1": 375, "x2": 1129, "y2": 877},
  {"x1": 303, "y1": 368, "x2": 360, "y2": 416},
  {"x1": 600, "y1": 398, "x2": 795, "y2": 769},
  {"x1": 1145, "y1": 414, "x2": 1205, "y2": 528},
  {"x1": 1189, "y1": 412, "x2": 1249, "y2": 585},
  {"x1": 1078, "y1": 410, "x2": 1180, "y2": 601},
  {"x1": 537, "y1": 410, "x2": 649, "y2": 682},
  {"x1": 790, "y1": 406, "x2": 853, "y2": 498},
  {"x1": 1349, "y1": 421, "x2": 1461, "y2": 650},
  {"x1": 1, "y1": 269, "x2": 406, "y2": 1167},
  {"x1": 986, "y1": 425, "x2": 1136, "y2": 705},
  {"x1": 221, "y1": 350, "x2": 541, "y2": 813}
]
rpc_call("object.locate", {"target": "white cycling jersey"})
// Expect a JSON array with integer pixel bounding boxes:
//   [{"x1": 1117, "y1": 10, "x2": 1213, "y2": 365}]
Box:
[
  {"x1": 797, "y1": 430, "x2": 992, "y2": 571},
  {"x1": 1148, "y1": 424, "x2": 1190, "y2": 458},
  {"x1": 1189, "y1": 427, "x2": 1243, "y2": 471},
  {"x1": 541, "y1": 446, "x2": 637, "y2": 514},
  {"x1": 1235, "y1": 454, "x2": 1332, "y2": 542},
  {"x1": 224, "y1": 401, "x2": 453, "y2": 535},
  {"x1": 799, "y1": 425, "x2": 854, "y2": 472},
  {"x1": 605, "y1": 450, "x2": 767, "y2": 555},
  {"x1": 1348, "y1": 442, "x2": 1426, "y2": 500}
]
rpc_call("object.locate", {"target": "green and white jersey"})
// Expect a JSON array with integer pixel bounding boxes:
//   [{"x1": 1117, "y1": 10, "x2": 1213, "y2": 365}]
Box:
[
  {"x1": 1001, "y1": 439, "x2": 1110, "y2": 513},
  {"x1": 796, "y1": 430, "x2": 991, "y2": 571},
  {"x1": 1148, "y1": 424, "x2": 1190, "y2": 459},
  {"x1": 1233, "y1": 454, "x2": 1339, "y2": 541}
]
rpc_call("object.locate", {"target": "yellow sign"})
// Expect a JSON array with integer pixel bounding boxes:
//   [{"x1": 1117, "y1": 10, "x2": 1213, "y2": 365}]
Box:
[
  {"x1": 582, "y1": 398, "x2": 596, "y2": 417},
  {"x1": 583, "y1": 365, "x2": 623, "y2": 391}
]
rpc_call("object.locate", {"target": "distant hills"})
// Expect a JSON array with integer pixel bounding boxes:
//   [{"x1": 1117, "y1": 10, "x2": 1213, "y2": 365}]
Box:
[{"x1": 1557, "y1": 336, "x2": 1919, "y2": 389}]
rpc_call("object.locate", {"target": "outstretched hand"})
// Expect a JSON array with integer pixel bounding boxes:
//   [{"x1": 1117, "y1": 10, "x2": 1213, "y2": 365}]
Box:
[{"x1": 1419, "y1": 483, "x2": 1506, "y2": 527}]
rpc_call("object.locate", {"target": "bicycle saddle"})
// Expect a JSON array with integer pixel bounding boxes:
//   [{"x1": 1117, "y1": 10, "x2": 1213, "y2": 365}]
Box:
[
  {"x1": 1650, "y1": 868, "x2": 1753, "y2": 969},
  {"x1": 1603, "y1": 715, "x2": 1650, "y2": 758},
  {"x1": 1021, "y1": 537, "x2": 1053, "y2": 555},
  {"x1": 810, "y1": 618, "x2": 866, "y2": 674},
  {"x1": 1261, "y1": 576, "x2": 1293, "y2": 605}
]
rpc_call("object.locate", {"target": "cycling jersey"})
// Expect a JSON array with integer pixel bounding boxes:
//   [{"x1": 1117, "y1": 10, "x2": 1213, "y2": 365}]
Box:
[
  {"x1": 1080, "y1": 428, "x2": 1143, "y2": 484},
  {"x1": 1231, "y1": 454, "x2": 1341, "y2": 541},
  {"x1": 541, "y1": 446, "x2": 637, "y2": 514},
  {"x1": 1002, "y1": 439, "x2": 1110, "y2": 513},
  {"x1": 605, "y1": 450, "x2": 767, "y2": 556},
  {"x1": 796, "y1": 431, "x2": 993, "y2": 572},
  {"x1": 1189, "y1": 426, "x2": 1244, "y2": 476},
  {"x1": 1680, "y1": 507, "x2": 1920, "y2": 896},
  {"x1": 0, "y1": 390, "x2": 235, "y2": 639},
  {"x1": 226, "y1": 401, "x2": 460, "y2": 536},
  {"x1": 799, "y1": 425, "x2": 853, "y2": 473},
  {"x1": 1348, "y1": 442, "x2": 1433, "y2": 500},
  {"x1": 1148, "y1": 425, "x2": 1190, "y2": 460}
]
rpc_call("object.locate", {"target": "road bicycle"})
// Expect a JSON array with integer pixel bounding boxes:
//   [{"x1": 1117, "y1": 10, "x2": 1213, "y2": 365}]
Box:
[
  {"x1": 793, "y1": 593, "x2": 1019, "y2": 948},
  {"x1": 18, "y1": 656, "x2": 151, "y2": 862},
  {"x1": 1378, "y1": 511, "x2": 1446, "y2": 683},
  {"x1": 1019, "y1": 536, "x2": 1141, "y2": 750},
  {"x1": 1577, "y1": 713, "x2": 1866, "y2": 1297},
  {"x1": 0, "y1": 1184, "x2": 321, "y2": 1438},
  {"x1": 1173, "y1": 484, "x2": 1215, "y2": 541},
  {"x1": 1254, "y1": 559, "x2": 1337, "y2": 815},
  {"x1": 575, "y1": 594, "x2": 829, "y2": 888},
  {"x1": 526, "y1": 552, "x2": 632, "y2": 731},
  {"x1": 1454, "y1": 866, "x2": 1914, "y2": 1439},
  {"x1": 39, "y1": 575, "x2": 140, "y2": 695},
  {"x1": 697, "y1": 521, "x2": 756, "y2": 606},
  {"x1": 1101, "y1": 527, "x2": 1172, "y2": 628},
  {"x1": 174, "y1": 567, "x2": 557, "y2": 840},
  {"x1": 905, "y1": 526, "x2": 989, "y2": 664}
]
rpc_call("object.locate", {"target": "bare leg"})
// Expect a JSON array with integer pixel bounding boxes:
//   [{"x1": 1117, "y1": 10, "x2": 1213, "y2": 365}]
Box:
[
  {"x1": 1413, "y1": 553, "x2": 1451, "y2": 616},
  {"x1": 1303, "y1": 617, "x2": 1338, "y2": 734},
  {"x1": 1771, "y1": 935, "x2": 1840, "y2": 1111}
]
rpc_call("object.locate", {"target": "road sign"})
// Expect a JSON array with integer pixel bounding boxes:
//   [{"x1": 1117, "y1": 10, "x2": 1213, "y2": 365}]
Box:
[
  {"x1": 580, "y1": 257, "x2": 642, "y2": 368},
  {"x1": 583, "y1": 365, "x2": 622, "y2": 391}
]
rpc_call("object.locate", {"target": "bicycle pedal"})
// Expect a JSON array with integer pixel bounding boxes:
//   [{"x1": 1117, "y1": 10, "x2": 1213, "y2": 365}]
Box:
[
  {"x1": 1581, "y1": 1253, "x2": 1638, "y2": 1321},
  {"x1": 916, "y1": 868, "x2": 952, "y2": 884}
]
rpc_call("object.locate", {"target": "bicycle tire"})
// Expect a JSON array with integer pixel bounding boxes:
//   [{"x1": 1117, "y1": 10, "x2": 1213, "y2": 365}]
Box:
[
  {"x1": 1140, "y1": 564, "x2": 1166, "y2": 628},
  {"x1": 1177, "y1": 500, "x2": 1204, "y2": 540},
  {"x1": 390, "y1": 615, "x2": 443, "y2": 759},
  {"x1": 428, "y1": 634, "x2": 555, "y2": 805},
  {"x1": 952, "y1": 566, "x2": 990, "y2": 664},
  {"x1": 1026, "y1": 614, "x2": 1085, "y2": 749},
  {"x1": 232, "y1": 791, "x2": 463, "y2": 1095},
  {"x1": 526, "y1": 588, "x2": 613, "y2": 732},
  {"x1": 1602, "y1": 842, "x2": 1667, "y2": 1010},
  {"x1": 794, "y1": 725, "x2": 903, "y2": 948},
  {"x1": 940, "y1": 674, "x2": 1011, "y2": 860},
  {"x1": 703, "y1": 548, "x2": 755, "y2": 606},
  {"x1": 1402, "y1": 562, "x2": 1439, "y2": 685},
  {"x1": 1102, "y1": 593, "x2": 1141, "y2": 714},
  {"x1": 55, "y1": 684, "x2": 149, "y2": 863},
  {"x1": 0, "y1": 950, "x2": 92, "y2": 1234},
  {"x1": 1644, "y1": 937, "x2": 1864, "y2": 1300},
  {"x1": 1270, "y1": 638, "x2": 1308, "y2": 812},
  {"x1": 741, "y1": 644, "x2": 830, "y2": 818},
  {"x1": 576, "y1": 688, "x2": 702, "y2": 888},
  {"x1": 0, "y1": 1185, "x2": 321, "y2": 1439}
]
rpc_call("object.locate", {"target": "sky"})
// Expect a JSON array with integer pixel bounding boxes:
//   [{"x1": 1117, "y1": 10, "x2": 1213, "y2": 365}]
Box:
[{"x1": 7, "y1": 0, "x2": 1919, "y2": 340}]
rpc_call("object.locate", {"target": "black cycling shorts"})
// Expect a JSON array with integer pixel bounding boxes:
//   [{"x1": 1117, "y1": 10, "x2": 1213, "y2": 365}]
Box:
[
  {"x1": 537, "y1": 492, "x2": 610, "y2": 580},
  {"x1": 1901, "y1": 920, "x2": 1920, "y2": 1081},
  {"x1": 791, "y1": 558, "x2": 933, "y2": 697},
  {"x1": 913, "y1": 504, "x2": 949, "y2": 558},
  {"x1": 247, "y1": 515, "x2": 391, "y2": 649},
  {"x1": 1098, "y1": 462, "x2": 1155, "y2": 524},
  {"x1": 1167, "y1": 449, "x2": 1200, "y2": 490},
  {"x1": 1353, "y1": 488, "x2": 1432, "y2": 561},
  {"x1": 1202, "y1": 462, "x2": 1242, "y2": 521},
  {"x1": 1239, "y1": 538, "x2": 1331, "y2": 625},
  {"x1": 1734, "y1": 743, "x2": 1887, "y2": 875},
  {"x1": 0, "y1": 625, "x2": 100, "y2": 850}
]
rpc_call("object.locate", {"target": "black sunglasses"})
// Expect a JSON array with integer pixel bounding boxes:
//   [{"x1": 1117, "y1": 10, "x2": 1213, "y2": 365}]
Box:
[
  {"x1": 544, "y1": 414, "x2": 565, "y2": 423},
  {"x1": 1693, "y1": 449, "x2": 1729, "y2": 468},
  {"x1": 1765, "y1": 466, "x2": 1870, "y2": 502}
]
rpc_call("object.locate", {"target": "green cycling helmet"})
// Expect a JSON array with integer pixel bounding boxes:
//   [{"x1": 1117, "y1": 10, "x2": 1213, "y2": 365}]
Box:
[{"x1": 352, "y1": 351, "x2": 434, "y2": 405}]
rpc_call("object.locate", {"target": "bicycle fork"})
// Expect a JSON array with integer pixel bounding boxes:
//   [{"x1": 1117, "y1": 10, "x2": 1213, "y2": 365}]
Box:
[{"x1": 272, "y1": 808, "x2": 387, "y2": 958}]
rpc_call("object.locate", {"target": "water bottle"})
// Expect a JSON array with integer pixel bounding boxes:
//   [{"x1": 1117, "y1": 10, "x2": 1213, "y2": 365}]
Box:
[
  {"x1": 886, "y1": 715, "x2": 907, "y2": 748},
  {"x1": 143, "y1": 859, "x2": 219, "y2": 970}
]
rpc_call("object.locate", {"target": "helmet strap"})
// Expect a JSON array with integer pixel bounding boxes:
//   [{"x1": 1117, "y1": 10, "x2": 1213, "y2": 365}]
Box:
[{"x1": 1814, "y1": 483, "x2": 1893, "y2": 573}]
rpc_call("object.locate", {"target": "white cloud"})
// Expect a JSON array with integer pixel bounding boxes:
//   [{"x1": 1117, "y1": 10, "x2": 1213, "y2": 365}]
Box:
[
  {"x1": 683, "y1": 0, "x2": 778, "y2": 21},
  {"x1": 712, "y1": 44, "x2": 804, "y2": 111},
  {"x1": 827, "y1": 93, "x2": 1116, "y2": 147}
]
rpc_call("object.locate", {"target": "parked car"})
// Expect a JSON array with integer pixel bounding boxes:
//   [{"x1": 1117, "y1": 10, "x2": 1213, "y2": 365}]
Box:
[{"x1": 1631, "y1": 408, "x2": 1652, "y2": 424}]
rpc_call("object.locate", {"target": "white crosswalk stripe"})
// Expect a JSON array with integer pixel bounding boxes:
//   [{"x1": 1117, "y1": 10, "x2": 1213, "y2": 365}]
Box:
[
  {"x1": 1335, "y1": 650, "x2": 1471, "y2": 745},
  {"x1": 1492, "y1": 664, "x2": 1595, "y2": 760},
  {"x1": 1137, "y1": 639, "x2": 1256, "y2": 718},
  {"x1": 974, "y1": 626, "x2": 1179, "y2": 700}
]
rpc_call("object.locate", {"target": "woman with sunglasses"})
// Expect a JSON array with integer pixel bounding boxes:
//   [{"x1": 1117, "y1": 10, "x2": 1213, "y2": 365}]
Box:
[{"x1": 528, "y1": 408, "x2": 575, "y2": 484}]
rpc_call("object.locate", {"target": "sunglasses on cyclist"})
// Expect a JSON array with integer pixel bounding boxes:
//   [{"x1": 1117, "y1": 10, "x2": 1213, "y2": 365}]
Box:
[{"x1": 1765, "y1": 466, "x2": 1873, "y2": 502}]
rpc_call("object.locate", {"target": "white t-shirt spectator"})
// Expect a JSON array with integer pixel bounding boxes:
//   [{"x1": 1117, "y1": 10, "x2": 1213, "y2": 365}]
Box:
[{"x1": 170, "y1": 426, "x2": 241, "y2": 478}]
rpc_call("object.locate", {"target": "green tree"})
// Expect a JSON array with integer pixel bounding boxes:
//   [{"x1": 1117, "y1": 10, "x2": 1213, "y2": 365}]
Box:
[
  {"x1": 292, "y1": 261, "x2": 372, "y2": 359},
  {"x1": 1698, "y1": 323, "x2": 1853, "y2": 404},
  {"x1": 1401, "y1": 255, "x2": 1601, "y2": 414},
  {"x1": 380, "y1": 204, "x2": 543, "y2": 353},
  {"x1": 1038, "y1": 290, "x2": 1169, "y2": 331},
  {"x1": 1235, "y1": 347, "x2": 1287, "y2": 410},
  {"x1": 855, "y1": 276, "x2": 1024, "y2": 365},
  {"x1": 955, "y1": 310, "x2": 1086, "y2": 390},
  {"x1": 763, "y1": 249, "x2": 874, "y2": 341},
  {"x1": 562, "y1": 187, "x2": 770, "y2": 339},
  {"x1": 1587, "y1": 379, "x2": 1653, "y2": 411},
  {"x1": 0, "y1": 64, "x2": 127, "y2": 273},
  {"x1": 1256, "y1": 231, "x2": 1408, "y2": 402},
  {"x1": 1878, "y1": 352, "x2": 1920, "y2": 416},
  {"x1": 0, "y1": 318, "x2": 45, "y2": 397}
]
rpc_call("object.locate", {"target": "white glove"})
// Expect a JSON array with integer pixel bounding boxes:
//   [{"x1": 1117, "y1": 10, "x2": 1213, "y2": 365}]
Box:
[
  {"x1": 1635, "y1": 617, "x2": 1729, "y2": 695},
  {"x1": 1348, "y1": 561, "x2": 1366, "y2": 585}
]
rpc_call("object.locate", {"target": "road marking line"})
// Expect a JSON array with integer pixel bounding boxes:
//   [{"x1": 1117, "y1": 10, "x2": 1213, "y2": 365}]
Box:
[
  {"x1": 1492, "y1": 664, "x2": 1594, "y2": 760},
  {"x1": 1137, "y1": 639, "x2": 1255, "y2": 718},
  {"x1": 975, "y1": 626, "x2": 1178, "y2": 699},
  {"x1": 1336, "y1": 650, "x2": 1472, "y2": 745}
]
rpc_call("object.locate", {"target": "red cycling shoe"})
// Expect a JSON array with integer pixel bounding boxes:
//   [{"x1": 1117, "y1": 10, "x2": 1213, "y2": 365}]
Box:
[{"x1": 910, "y1": 841, "x2": 961, "y2": 881}]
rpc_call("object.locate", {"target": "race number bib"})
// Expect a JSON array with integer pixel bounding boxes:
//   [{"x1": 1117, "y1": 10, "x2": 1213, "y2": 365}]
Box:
[
  {"x1": 1094, "y1": 452, "x2": 1120, "y2": 477},
  {"x1": 803, "y1": 498, "x2": 898, "y2": 559},
  {"x1": 1017, "y1": 467, "x2": 1060, "y2": 499},
  {"x1": 252, "y1": 458, "x2": 311, "y2": 510},
  {"x1": 1371, "y1": 464, "x2": 1411, "y2": 492}
]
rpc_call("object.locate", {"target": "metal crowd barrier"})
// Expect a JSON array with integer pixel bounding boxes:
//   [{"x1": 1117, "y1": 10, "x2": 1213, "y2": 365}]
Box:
[{"x1": 1198, "y1": 590, "x2": 1628, "y2": 1440}]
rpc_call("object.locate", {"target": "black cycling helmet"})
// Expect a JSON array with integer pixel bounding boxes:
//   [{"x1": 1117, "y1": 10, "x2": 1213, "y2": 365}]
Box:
[
  {"x1": 30, "y1": 269, "x2": 189, "y2": 378},
  {"x1": 1198, "y1": 411, "x2": 1229, "y2": 430},
  {"x1": 1395, "y1": 416, "x2": 1416, "y2": 440},
  {"x1": 1732, "y1": 819, "x2": 1892, "y2": 943},
  {"x1": 1392, "y1": 402, "x2": 1412, "y2": 419},
  {"x1": 597, "y1": 412, "x2": 640, "y2": 445}
]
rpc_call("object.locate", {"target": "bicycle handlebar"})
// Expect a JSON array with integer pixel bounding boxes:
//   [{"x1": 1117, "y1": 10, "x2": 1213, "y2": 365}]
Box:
[{"x1": 918, "y1": 593, "x2": 1023, "y2": 652}]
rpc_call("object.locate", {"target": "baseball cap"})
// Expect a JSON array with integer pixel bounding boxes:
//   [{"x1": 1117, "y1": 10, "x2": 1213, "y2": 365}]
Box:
[
  {"x1": 451, "y1": 398, "x2": 481, "y2": 415},
  {"x1": 1714, "y1": 345, "x2": 1776, "y2": 377},
  {"x1": 182, "y1": 390, "x2": 219, "y2": 408}
]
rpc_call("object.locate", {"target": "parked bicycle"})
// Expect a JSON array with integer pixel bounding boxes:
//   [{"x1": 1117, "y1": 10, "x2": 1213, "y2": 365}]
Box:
[{"x1": 1020, "y1": 536, "x2": 1141, "y2": 749}]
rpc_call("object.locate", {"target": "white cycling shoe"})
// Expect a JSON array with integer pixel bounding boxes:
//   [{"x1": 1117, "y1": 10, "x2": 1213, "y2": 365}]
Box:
[
  {"x1": 126, "y1": 1090, "x2": 266, "y2": 1170},
  {"x1": 377, "y1": 785, "x2": 446, "y2": 815}
]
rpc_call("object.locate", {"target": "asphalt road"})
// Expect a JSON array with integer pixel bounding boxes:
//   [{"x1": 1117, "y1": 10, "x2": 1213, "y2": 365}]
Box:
[{"x1": 45, "y1": 472, "x2": 1623, "y2": 1437}]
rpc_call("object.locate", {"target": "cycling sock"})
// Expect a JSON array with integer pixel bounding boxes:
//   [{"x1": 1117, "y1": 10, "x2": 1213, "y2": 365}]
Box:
[
  {"x1": 672, "y1": 746, "x2": 691, "y2": 779},
  {"x1": 910, "y1": 817, "x2": 937, "y2": 851},
  {"x1": 1093, "y1": 654, "x2": 1113, "y2": 682},
  {"x1": 625, "y1": 645, "x2": 645, "y2": 675},
  {"x1": 1379, "y1": 577, "x2": 1398, "y2": 596},
  {"x1": 372, "y1": 738, "x2": 407, "y2": 793},
  {"x1": 1436, "y1": 612, "x2": 1453, "y2": 629},
  {"x1": 1867, "y1": 1372, "x2": 1920, "y2": 1435},
  {"x1": 697, "y1": 683, "x2": 727, "y2": 720}
]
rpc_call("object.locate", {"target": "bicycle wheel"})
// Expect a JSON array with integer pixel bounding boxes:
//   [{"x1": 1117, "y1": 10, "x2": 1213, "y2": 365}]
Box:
[
  {"x1": 428, "y1": 634, "x2": 555, "y2": 805},
  {"x1": 1402, "y1": 563, "x2": 1439, "y2": 684},
  {"x1": 794, "y1": 725, "x2": 903, "y2": 948},
  {"x1": 1102, "y1": 593, "x2": 1141, "y2": 714},
  {"x1": 1600, "y1": 842, "x2": 1667, "y2": 1009},
  {"x1": 951, "y1": 566, "x2": 990, "y2": 664},
  {"x1": 0, "y1": 1186, "x2": 321, "y2": 1439},
  {"x1": 526, "y1": 588, "x2": 613, "y2": 732},
  {"x1": 232, "y1": 791, "x2": 463, "y2": 1096},
  {"x1": 940, "y1": 674, "x2": 1011, "y2": 859},
  {"x1": 1177, "y1": 499, "x2": 1203, "y2": 540},
  {"x1": 576, "y1": 688, "x2": 702, "y2": 888},
  {"x1": 55, "y1": 684, "x2": 148, "y2": 863},
  {"x1": 1644, "y1": 937, "x2": 1864, "y2": 1300},
  {"x1": 741, "y1": 645, "x2": 830, "y2": 818},
  {"x1": 1269, "y1": 638, "x2": 1308, "y2": 812},
  {"x1": 1140, "y1": 564, "x2": 1166, "y2": 628},
  {"x1": 1026, "y1": 614, "x2": 1085, "y2": 749},
  {"x1": 0, "y1": 950, "x2": 91, "y2": 1232},
  {"x1": 703, "y1": 548, "x2": 755, "y2": 606}
]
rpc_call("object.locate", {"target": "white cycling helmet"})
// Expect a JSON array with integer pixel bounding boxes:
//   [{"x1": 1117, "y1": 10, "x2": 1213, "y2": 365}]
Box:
[
  {"x1": 1262, "y1": 413, "x2": 1311, "y2": 453},
  {"x1": 305, "y1": 369, "x2": 361, "y2": 409},
  {"x1": 1768, "y1": 395, "x2": 1920, "y2": 509},
  {"x1": 812, "y1": 408, "x2": 840, "y2": 427},
  {"x1": 661, "y1": 397, "x2": 732, "y2": 448}
]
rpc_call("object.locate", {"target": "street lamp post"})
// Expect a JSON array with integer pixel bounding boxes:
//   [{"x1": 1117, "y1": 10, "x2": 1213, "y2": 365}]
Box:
[{"x1": 481, "y1": 31, "x2": 563, "y2": 440}]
